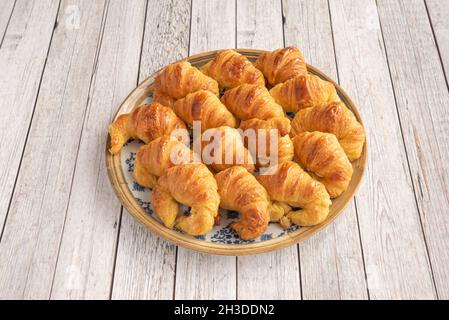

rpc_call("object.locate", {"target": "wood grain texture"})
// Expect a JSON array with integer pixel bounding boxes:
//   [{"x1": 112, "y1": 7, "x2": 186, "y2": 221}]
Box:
[
  {"x1": 189, "y1": 0, "x2": 235, "y2": 53},
  {"x1": 0, "y1": 0, "x2": 106, "y2": 299},
  {"x1": 111, "y1": 0, "x2": 191, "y2": 300},
  {"x1": 377, "y1": 0, "x2": 449, "y2": 299},
  {"x1": 238, "y1": 248, "x2": 300, "y2": 299},
  {"x1": 329, "y1": 0, "x2": 436, "y2": 299},
  {"x1": 0, "y1": 0, "x2": 15, "y2": 45},
  {"x1": 236, "y1": 0, "x2": 300, "y2": 300},
  {"x1": 175, "y1": 249, "x2": 236, "y2": 299},
  {"x1": 174, "y1": 0, "x2": 237, "y2": 300},
  {"x1": 283, "y1": 0, "x2": 368, "y2": 299},
  {"x1": 50, "y1": 0, "x2": 147, "y2": 300},
  {"x1": 426, "y1": 0, "x2": 449, "y2": 78},
  {"x1": 237, "y1": 0, "x2": 283, "y2": 49},
  {"x1": 112, "y1": 219, "x2": 176, "y2": 300},
  {"x1": 0, "y1": 0, "x2": 59, "y2": 237},
  {"x1": 105, "y1": 50, "x2": 366, "y2": 255},
  {"x1": 139, "y1": 0, "x2": 191, "y2": 73},
  {"x1": 0, "y1": 0, "x2": 446, "y2": 301}
]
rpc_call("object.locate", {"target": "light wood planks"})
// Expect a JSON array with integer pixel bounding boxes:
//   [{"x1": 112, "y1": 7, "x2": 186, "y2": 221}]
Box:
[
  {"x1": 237, "y1": 0, "x2": 283, "y2": 49},
  {"x1": 174, "y1": 0, "x2": 237, "y2": 300},
  {"x1": 0, "y1": 0, "x2": 106, "y2": 299},
  {"x1": 329, "y1": 0, "x2": 436, "y2": 299},
  {"x1": 377, "y1": 0, "x2": 449, "y2": 299},
  {"x1": 0, "y1": 0, "x2": 15, "y2": 45},
  {"x1": 175, "y1": 249, "x2": 236, "y2": 299},
  {"x1": 426, "y1": 0, "x2": 449, "y2": 79},
  {"x1": 112, "y1": 221, "x2": 176, "y2": 300},
  {"x1": 236, "y1": 0, "x2": 300, "y2": 300},
  {"x1": 0, "y1": 0, "x2": 446, "y2": 300},
  {"x1": 0, "y1": 0, "x2": 59, "y2": 235},
  {"x1": 50, "y1": 0, "x2": 147, "y2": 300},
  {"x1": 282, "y1": 0, "x2": 368, "y2": 300},
  {"x1": 111, "y1": 0, "x2": 191, "y2": 300}
]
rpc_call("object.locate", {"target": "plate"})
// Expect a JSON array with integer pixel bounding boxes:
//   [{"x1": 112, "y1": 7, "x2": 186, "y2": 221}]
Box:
[{"x1": 105, "y1": 49, "x2": 367, "y2": 255}]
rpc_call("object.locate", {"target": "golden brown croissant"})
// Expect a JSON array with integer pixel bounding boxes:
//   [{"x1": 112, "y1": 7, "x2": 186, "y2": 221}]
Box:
[
  {"x1": 221, "y1": 84, "x2": 285, "y2": 120},
  {"x1": 254, "y1": 47, "x2": 307, "y2": 86},
  {"x1": 134, "y1": 136, "x2": 198, "y2": 188},
  {"x1": 152, "y1": 163, "x2": 220, "y2": 235},
  {"x1": 215, "y1": 166, "x2": 270, "y2": 240},
  {"x1": 257, "y1": 161, "x2": 331, "y2": 227},
  {"x1": 292, "y1": 131, "x2": 353, "y2": 198},
  {"x1": 173, "y1": 90, "x2": 238, "y2": 131},
  {"x1": 154, "y1": 61, "x2": 219, "y2": 99},
  {"x1": 108, "y1": 102, "x2": 186, "y2": 154},
  {"x1": 239, "y1": 117, "x2": 294, "y2": 167},
  {"x1": 152, "y1": 90, "x2": 175, "y2": 109},
  {"x1": 199, "y1": 126, "x2": 255, "y2": 173},
  {"x1": 291, "y1": 102, "x2": 365, "y2": 161},
  {"x1": 269, "y1": 74, "x2": 340, "y2": 112},
  {"x1": 201, "y1": 49, "x2": 265, "y2": 89}
]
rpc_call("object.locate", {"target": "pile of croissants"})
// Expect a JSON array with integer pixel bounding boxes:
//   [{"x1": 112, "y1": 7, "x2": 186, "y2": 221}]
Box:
[{"x1": 108, "y1": 47, "x2": 365, "y2": 240}]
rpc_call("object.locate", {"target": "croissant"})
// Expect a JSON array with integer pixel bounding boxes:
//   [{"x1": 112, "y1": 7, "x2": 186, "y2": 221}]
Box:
[
  {"x1": 199, "y1": 126, "x2": 255, "y2": 173},
  {"x1": 240, "y1": 117, "x2": 291, "y2": 136},
  {"x1": 257, "y1": 161, "x2": 331, "y2": 226},
  {"x1": 154, "y1": 61, "x2": 219, "y2": 99},
  {"x1": 221, "y1": 84, "x2": 285, "y2": 120},
  {"x1": 134, "y1": 136, "x2": 198, "y2": 188},
  {"x1": 239, "y1": 117, "x2": 294, "y2": 167},
  {"x1": 291, "y1": 102, "x2": 365, "y2": 161},
  {"x1": 215, "y1": 166, "x2": 270, "y2": 239},
  {"x1": 201, "y1": 49, "x2": 265, "y2": 89},
  {"x1": 152, "y1": 163, "x2": 220, "y2": 235},
  {"x1": 254, "y1": 47, "x2": 307, "y2": 86},
  {"x1": 269, "y1": 74, "x2": 340, "y2": 112},
  {"x1": 152, "y1": 90, "x2": 175, "y2": 109},
  {"x1": 292, "y1": 131, "x2": 353, "y2": 198},
  {"x1": 108, "y1": 102, "x2": 186, "y2": 154},
  {"x1": 173, "y1": 90, "x2": 238, "y2": 131}
]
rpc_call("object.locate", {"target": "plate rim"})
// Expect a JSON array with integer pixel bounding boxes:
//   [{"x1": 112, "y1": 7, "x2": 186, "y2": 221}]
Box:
[{"x1": 105, "y1": 48, "x2": 368, "y2": 256}]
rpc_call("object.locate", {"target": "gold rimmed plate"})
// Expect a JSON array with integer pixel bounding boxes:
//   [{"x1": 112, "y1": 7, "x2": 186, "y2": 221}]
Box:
[{"x1": 105, "y1": 49, "x2": 367, "y2": 255}]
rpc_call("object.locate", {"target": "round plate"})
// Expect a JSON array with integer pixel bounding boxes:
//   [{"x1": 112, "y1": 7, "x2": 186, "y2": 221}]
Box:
[{"x1": 105, "y1": 49, "x2": 367, "y2": 255}]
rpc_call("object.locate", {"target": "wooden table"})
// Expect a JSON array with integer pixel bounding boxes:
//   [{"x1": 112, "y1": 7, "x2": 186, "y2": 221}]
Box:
[{"x1": 0, "y1": 0, "x2": 447, "y2": 300}]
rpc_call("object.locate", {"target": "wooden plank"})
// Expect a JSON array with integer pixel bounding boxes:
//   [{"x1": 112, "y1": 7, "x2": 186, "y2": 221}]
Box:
[
  {"x1": 236, "y1": 0, "x2": 300, "y2": 300},
  {"x1": 50, "y1": 0, "x2": 147, "y2": 300},
  {"x1": 0, "y1": 0, "x2": 106, "y2": 299},
  {"x1": 112, "y1": 219, "x2": 177, "y2": 300},
  {"x1": 0, "y1": 0, "x2": 15, "y2": 45},
  {"x1": 111, "y1": 0, "x2": 191, "y2": 300},
  {"x1": 189, "y1": 0, "x2": 235, "y2": 53},
  {"x1": 328, "y1": 0, "x2": 436, "y2": 299},
  {"x1": 237, "y1": 0, "x2": 283, "y2": 49},
  {"x1": 175, "y1": 249, "x2": 236, "y2": 299},
  {"x1": 174, "y1": 0, "x2": 237, "y2": 300},
  {"x1": 282, "y1": 0, "x2": 368, "y2": 300},
  {"x1": 426, "y1": 0, "x2": 449, "y2": 78},
  {"x1": 238, "y1": 248, "x2": 300, "y2": 300},
  {"x1": 0, "y1": 0, "x2": 59, "y2": 236},
  {"x1": 377, "y1": 0, "x2": 449, "y2": 299}
]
